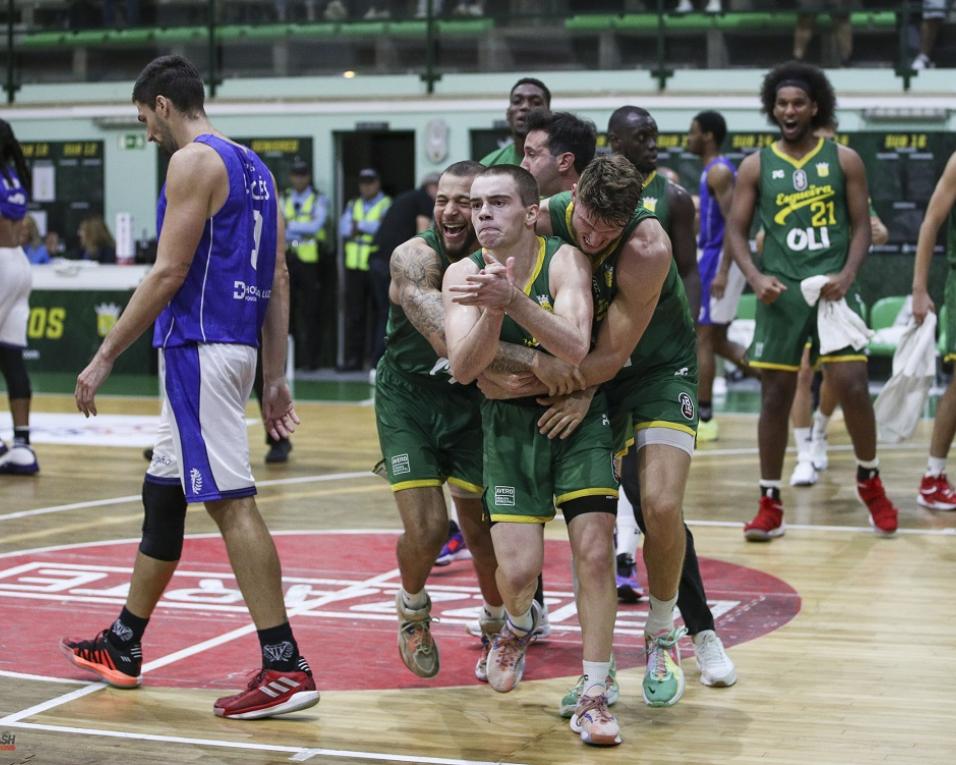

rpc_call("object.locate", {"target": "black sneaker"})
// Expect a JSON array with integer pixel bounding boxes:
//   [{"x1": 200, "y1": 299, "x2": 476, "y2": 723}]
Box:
[
  {"x1": 60, "y1": 629, "x2": 142, "y2": 688},
  {"x1": 265, "y1": 439, "x2": 292, "y2": 464}
]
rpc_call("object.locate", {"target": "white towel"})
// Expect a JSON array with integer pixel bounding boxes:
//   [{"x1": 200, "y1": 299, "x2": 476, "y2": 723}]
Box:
[
  {"x1": 799, "y1": 275, "x2": 873, "y2": 355},
  {"x1": 873, "y1": 314, "x2": 937, "y2": 443}
]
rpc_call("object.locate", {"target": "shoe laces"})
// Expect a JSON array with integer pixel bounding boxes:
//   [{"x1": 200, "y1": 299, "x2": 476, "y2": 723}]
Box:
[
  {"x1": 493, "y1": 624, "x2": 532, "y2": 670},
  {"x1": 401, "y1": 617, "x2": 436, "y2": 657},
  {"x1": 575, "y1": 692, "x2": 615, "y2": 725},
  {"x1": 695, "y1": 632, "x2": 726, "y2": 665},
  {"x1": 647, "y1": 628, "x2": 687, "y2": 679}
]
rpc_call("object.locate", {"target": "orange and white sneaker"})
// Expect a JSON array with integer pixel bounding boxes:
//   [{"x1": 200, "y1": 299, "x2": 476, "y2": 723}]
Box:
[
  {"x1": 60, "y1": 629, "x2": 142, "y2": 688},
  {"x1": 474, "y1": 614, "x2": 505, "y2": 682},
  {"x1": 396, "y1": 591, "x2": 439, "y2": 678},
  {"x1": 917, "y1": 473, "x2": 956, "y2": 511},
  {"x1": 214, "y1": 661, "x2": 319, "y2": 719},
  {"x1": 858, "y1": 474, "x2": 898, "y2": 536},
  {"x1": 569, "y1": 691, "x2": 622, "y2": 746},
  {"x1": 744, "y1": 495, "x2": 785, "y2": 541},
  {"x1": 487, "y1": 603, "x2": 539, "y2": 693}
]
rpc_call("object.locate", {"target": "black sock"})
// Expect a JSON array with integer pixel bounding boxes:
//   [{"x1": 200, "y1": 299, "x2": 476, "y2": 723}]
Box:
[
  {"x1": 533, "y1": 574, "x2": 544, "y2": 607},
  {"x1": 857, "y1": 465, "x2": 879, "y2": 482},
  {"x1": 13, "y1": 427, "x2": 29, "y2": 446},
  {"x1": 257, "y1": 622, "x2": 303, "y2": 672},
  {"x1": 760, "y1": 485, "x2": 781, "y2": 502},
  {"x1": 699, "y1": 401, "x2": 713, "y2": 422},
  {"x1": 107, "y1": 606, "x2": 149, "y2": 649}
]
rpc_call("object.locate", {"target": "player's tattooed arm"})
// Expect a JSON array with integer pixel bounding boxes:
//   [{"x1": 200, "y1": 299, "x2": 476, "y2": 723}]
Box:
[{"x1": 390, "y1": 238, "x2": 448, "y2": 356}]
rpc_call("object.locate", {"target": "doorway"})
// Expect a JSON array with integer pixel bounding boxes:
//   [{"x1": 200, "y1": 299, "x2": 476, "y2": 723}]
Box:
[{"x1": 332, "y1": 129, "x2": 415, "y2": 370}]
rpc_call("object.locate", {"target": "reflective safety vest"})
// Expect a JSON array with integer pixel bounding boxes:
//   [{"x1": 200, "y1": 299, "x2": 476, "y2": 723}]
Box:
[
  {"x1": 344, "y1": 195, "x2": 390, "y2": 271},
  {"x1": 283, "y1": 190, "x2": 326, "y2": 264}
]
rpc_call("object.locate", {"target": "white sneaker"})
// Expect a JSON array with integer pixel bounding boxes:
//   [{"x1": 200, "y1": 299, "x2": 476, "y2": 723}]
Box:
[
  {"x1": 692, "y1": 630, "x2": 736, "y2": 687},
  {"x1": 0, "y1": 444, "x2": 39, "y2": 475},
  {"x1": 533, "y1": 600, "x2": 551, "y2": 640},
  {"x1": 789, "y1": 459, "x2": 818, "y2": 487},
  {"x1": 675, "y1": 0, "x2": 693, "y2": 13},
  {"x1": 705, "y1": 0, "x2": 722, "y2": 12},
  {"x1": 810, "y1": 433, "x2": 828, "y2": 471},
  {"x1": 912, "y1": 53, "x2": 933, "y2": 70}
]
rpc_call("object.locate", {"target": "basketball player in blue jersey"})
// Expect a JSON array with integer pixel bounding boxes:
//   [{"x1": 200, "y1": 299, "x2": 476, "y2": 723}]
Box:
[
  {"x1": 686, "y1": 110, "x2": 749, "y2": 442},
  {"x1": 0, "y1": 118, "x2": 39, "y2": 475},
  {"x1": 61, "y1": 56, "x2": 318, "y2": 720}
]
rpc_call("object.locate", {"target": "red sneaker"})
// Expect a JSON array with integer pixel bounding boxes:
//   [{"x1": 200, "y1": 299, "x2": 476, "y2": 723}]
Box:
[
  {"x1": 214, "y1": 665, "x2": 320, "y2": 720},
  {"x1": 744, "y1": 495, "x2": 785, "y2": 541},
  {"x1": 857, "y1": 475, "x2": 898, "y2": 536},
  {"x1": 917, "y1": 473, "x2": 956, "y2": 511}
]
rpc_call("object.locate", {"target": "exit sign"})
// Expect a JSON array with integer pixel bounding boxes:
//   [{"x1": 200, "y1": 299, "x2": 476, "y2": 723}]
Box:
[{"x1": 121, "y1": 133, "x2": 146, "y2": 150}]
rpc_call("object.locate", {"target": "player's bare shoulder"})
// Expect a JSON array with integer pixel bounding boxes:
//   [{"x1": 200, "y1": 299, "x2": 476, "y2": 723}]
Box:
[
  {"x1": 617, "y1": 217, "x2": 671, "y2": 287},
  {"x1": 835, "y1": 141, "x2": 865, "y2": 173}
]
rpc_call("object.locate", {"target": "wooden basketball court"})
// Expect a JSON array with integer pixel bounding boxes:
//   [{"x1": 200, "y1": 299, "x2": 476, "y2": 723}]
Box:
[{"x1": 1, "y1": 391, "x2": 954, "y2": 764}]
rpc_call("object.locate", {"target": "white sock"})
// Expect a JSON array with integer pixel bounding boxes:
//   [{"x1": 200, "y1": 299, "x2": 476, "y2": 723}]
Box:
[
  {"x1": 401, "y1": 587, "x2": 428, "y2": 610},
  {"x1": 793, "y1": 427, "x2": 812, "y2": 461},
  {"x1": 507, "y1": 606, "x2": 534, "y2": 635},
  {"x1": 615, "y1": 493, "x2": 641, "y2": 558},
  {"x1": 582, "y1": 660, "x2": 611, "y2": 696},
  {"x1": 926, "y1": 456, "x2": 946, "y2": 477},
  {"x1": 645, "y1": 593, "x2": 677, "y2": 636},
  {"x1": 857, "y1": 457, "x2": 879, "y2": 470},
  {"x1": 483, "y1": 602, "x2": 505, "y2": 621},
  {"x1": 812, "y1": 411, "x2": 830, "y2": 439}
]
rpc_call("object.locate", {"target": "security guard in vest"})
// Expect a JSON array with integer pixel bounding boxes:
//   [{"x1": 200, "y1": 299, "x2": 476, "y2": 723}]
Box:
[
  {"x1": 338, "y1": 167, "x2": 391, "y2": 371},
  {"x1": 284, "y1": 157, "x2": 330, "y2": 372}
]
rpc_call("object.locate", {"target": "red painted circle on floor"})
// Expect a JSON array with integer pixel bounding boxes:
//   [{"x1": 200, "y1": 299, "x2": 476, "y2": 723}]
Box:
[{"x1": 0, "y1": 532, "x2": 800, "y2": 691}]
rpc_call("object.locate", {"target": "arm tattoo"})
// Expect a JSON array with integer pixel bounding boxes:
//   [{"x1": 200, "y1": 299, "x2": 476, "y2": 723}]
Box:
[
  {"x1": 393, "y1": 247, "x2": 446, "y2": 343},
  {"x1": 489, "y1": 341, "x2": 536, "y2": 374}
]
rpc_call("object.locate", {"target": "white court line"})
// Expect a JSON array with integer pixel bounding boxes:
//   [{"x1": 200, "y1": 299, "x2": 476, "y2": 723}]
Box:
[
  {"x1": 0, "y1": 683, "x2": 106, "y2": 724},
  {"x1": 685, "y1": 519, "x2": 956, "y2": 536},
  {"x1": 1, "y1": 721, "x2": 528, "y2": 765},
  {"x1": 0, "y1": 470, "x2": 378, "y2": 522},
  {"x1": 0, "y1": 669, "x2": 92, "y2": 685},
  {"x1": 693, "y1": 442, "x2": 928, "y2": 458}
]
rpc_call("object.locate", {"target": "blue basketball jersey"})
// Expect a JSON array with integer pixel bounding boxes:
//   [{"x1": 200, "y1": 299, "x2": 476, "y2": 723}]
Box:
[
  {"x1": 0, "y1": 165, "x2": 28, "y2": 221},
  {"x1": 153, "y1": 134, "x2": 277, "y2": 349},
  {"x1": 697, "y1": 156, "x2": 735, "y2": 254}
]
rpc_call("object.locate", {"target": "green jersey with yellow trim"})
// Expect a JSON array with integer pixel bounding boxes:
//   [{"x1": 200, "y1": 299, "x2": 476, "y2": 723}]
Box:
[
  {"x1": 546, "y1": 192, "x2": 696, "y2": 376},
  {"x1": 381, "y1": 227, "x2": 454, "y2": 381},
  {"x1": 640, "y1": 170, "x2": 671, "y2": 231},
  {"x1": 469, "y1": 236, "x2": 561, "y2": 350},
  {"x1": 759, "y1": 137, "x2": 849, "y2": 281}
]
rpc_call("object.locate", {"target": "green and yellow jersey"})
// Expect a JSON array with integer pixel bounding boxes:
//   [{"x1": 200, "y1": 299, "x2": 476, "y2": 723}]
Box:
[
  {"x1": 758, "y1": 137, "x2": 850, "y2": 281},
  {"x1": 640, "y1": 170, "x2": 671, "y2": 231},
  {"x1": 479, "y1": 143, "x2": 522, "y2": 167}
]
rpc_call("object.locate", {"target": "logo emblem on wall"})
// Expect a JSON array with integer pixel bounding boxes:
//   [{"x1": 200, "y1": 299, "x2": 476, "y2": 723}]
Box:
[
  {"x1": 792, "y1": 169, "x2": 808, "y2": 191},
  {"x1": 94, "y1": 303, "x2": 122, "y2": 338}
]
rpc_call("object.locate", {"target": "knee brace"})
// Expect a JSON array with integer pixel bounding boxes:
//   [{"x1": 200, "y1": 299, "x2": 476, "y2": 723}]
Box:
[
  {"x1": 0, "y1": 345, "x2": 31, "y2": 399},
  {"x1": 561, "y1": 494, "x2": 618, "y2": 525},
  {"x1": 139, "y1": 478, "x2": 188, "y2": 562}
]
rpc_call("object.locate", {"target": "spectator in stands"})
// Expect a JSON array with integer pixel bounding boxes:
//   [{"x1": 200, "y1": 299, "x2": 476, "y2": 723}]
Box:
[
  {"x1": 479, "y1": 77, "x2": 551, "y2": 166},
  {"x1": 794, "y1": 0, "x2": 854, "y2": 66},
  {"x1": 283, "y1": 157, "x2": 330, "y2": 372},
  {"x1": 75, "y1": 215, "x2": 116, "y2": 264},
  {"x1": 913, "y1": 1, "x2": 950, "y2": 69},
  {"x1": 20, "y1": 215, "x2": 50, "y2": 264},
  {"x1": 368, "y1": 172, "x2": 439, "y2": 372},
  {"x1": 339, "y1": 167, "x2": 391, "y2": 371},
  {"x1": 44, "y1": 230, "x2": 63, "y2": 258}
]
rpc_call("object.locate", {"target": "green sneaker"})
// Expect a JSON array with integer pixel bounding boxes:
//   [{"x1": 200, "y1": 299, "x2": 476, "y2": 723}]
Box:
[
  {"x1": 559, "y1": 655, "x2": 619, "y2": 718},
  {"x1": 642, "y1": 627, "x2": 687, "y2": 707}
]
